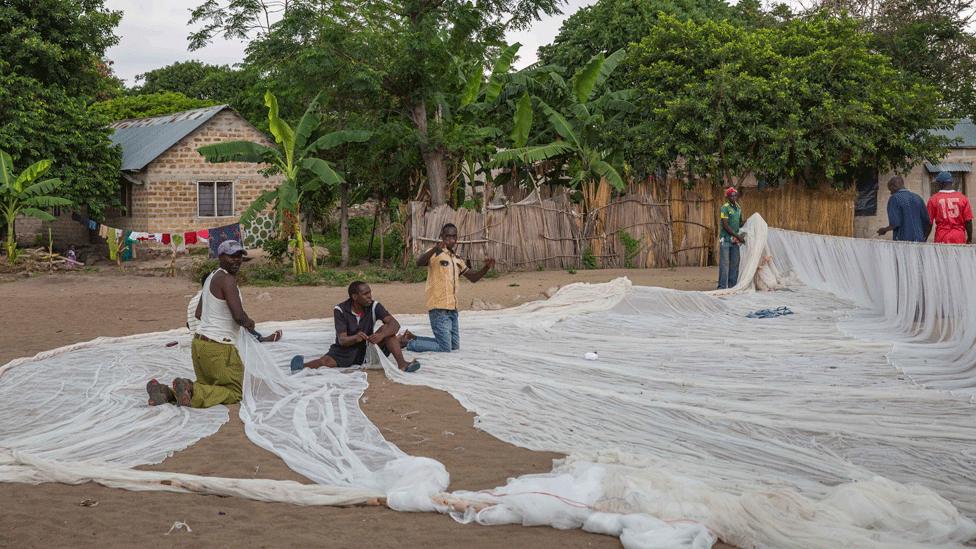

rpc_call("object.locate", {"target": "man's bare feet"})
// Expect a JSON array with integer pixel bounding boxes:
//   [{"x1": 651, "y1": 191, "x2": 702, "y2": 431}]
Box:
[
  {"x1": 399, "y1": 330, "x2": 416, "y2": 348},
  {"x1": 147, "y1": 379, "x2": 175, "y2": 405},
  {"x1": 261, "y1": 329, "x2": 283, "y2": 343},
  {"x1": 172, "y1": 378, "x2": 194, "y2": 407}
]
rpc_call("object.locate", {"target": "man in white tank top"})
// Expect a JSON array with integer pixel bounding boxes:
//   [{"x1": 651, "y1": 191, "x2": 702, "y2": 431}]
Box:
[
  {"x1": 147, "y1": 240, "x2": 261, "y2": 407},
  {"x1": 187, "y1": 272, "x2": 281, "y2": 342}
]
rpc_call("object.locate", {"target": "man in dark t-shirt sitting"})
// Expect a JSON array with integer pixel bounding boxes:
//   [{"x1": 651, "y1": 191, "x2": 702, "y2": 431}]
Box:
[{"x1": 290, "y1": 281, "x2": 420, "y2": 373}]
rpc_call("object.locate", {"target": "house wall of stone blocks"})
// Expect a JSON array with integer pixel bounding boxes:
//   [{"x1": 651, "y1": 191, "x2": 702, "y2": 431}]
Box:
[
  {"x1": 855, "y1": 147, "x2": 976, "y2": 238},
  {"x1": 103, "y1": 110, "x2": 283, "y2": 235},
  {"x1": 14, "y1": 210, "x2": 92, "y2": 249}
]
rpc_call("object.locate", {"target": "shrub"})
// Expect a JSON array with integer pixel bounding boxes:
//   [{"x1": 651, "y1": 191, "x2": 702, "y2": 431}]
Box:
[
  {"x1": 581, "y1": 248, "x2": 597, "y2": 270},
  {"x1": 261, "y1": 238, "x2": 289, "y2": 263},
  {"x1": 618, "y1": 231, "x2": 642, "y2": 268}
]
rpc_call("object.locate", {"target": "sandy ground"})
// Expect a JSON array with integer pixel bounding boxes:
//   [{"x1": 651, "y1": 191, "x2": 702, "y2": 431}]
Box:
[{"x1": 0, "y1": 267, "x2": 722, "y2": 549}]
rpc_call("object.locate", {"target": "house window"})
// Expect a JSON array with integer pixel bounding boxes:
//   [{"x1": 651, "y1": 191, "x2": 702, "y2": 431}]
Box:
[
  {"x1": 120, "y1": 180, "x2": 133, "y2": 217},
  {"x1": 929, "y1": 172, "x2": 967, "y2": 196},
  {"x1": 198, "y1": 182, "x2": 234, "y2": 217}
]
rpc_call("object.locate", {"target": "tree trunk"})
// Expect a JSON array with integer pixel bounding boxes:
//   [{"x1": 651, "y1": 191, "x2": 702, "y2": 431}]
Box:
[
  {"x1": 292, "y1": 214, "x2": 309, "y2": 275},
  {"x1": 367, "y1": 199, "x2": 380, "y2": 261},
  {"x1": 4, "y1": 217, "x2": 15, "y2": 262},
  {"x1": 340, "y1": 183, "x2": 350, "y2": 267},
  {"x1": 410, "y1": 100, "x2": 448, "y2": 206},
  {"x1": 379, "y1": 214, "x2": 385, "y2": 266}
]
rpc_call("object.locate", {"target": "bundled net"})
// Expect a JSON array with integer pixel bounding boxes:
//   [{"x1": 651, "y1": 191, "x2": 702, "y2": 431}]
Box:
[{"x1": 2, "y1": 214, "x2": 975, "y2": 548}]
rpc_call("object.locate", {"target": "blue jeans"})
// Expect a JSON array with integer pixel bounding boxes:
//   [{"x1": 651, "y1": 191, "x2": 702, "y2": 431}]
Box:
[
  {"x1": 717, "y1": 240, "x2": 740, "y2": 289},
  {"x1": 406, "y1": 309, "x2": 459, "y2": 353}
]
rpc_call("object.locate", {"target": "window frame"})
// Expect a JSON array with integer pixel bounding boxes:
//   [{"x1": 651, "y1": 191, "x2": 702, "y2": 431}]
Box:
[{"x1": 197, "y1": 181, "x2": 235, "y2": 217}]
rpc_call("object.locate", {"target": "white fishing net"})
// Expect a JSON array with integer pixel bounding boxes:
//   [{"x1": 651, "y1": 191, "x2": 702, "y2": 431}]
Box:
[{"x1": 2, "y1": 213, "x2": 975, "y2": 548}]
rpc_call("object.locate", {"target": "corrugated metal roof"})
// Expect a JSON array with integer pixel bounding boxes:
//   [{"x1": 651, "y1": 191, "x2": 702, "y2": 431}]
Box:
[
  {"x1": 924, "y1": 161, "x2": 972, "y2": 173},
  {"x1": 109, "y1": 105, "x2": 229, "y2": 171},
  {"x1": 932, "y1": 118, "x2": 976, "y2": 148}
]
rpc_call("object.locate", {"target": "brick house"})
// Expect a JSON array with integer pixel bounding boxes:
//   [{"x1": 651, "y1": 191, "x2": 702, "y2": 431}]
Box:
[
  {"x1": 15, "y1": 105, "x2": 281, "y2": 251},
  {"x1": 855, "y1": 118, "x2": 976, "y2": 238},
  {"x1": 101, "y1": 105, "x2": 283, "y2": 235}
]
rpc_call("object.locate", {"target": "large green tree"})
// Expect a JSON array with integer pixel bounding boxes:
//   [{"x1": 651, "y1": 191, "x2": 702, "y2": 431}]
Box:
[
  {"x1": 132, "y1": 60, "x2": 233, "y2": 99},
  {"x1": 809, "y1": 0, "x2": 976, "y2": 119},
  {"x1": 538, "y1": 0, "x2": 735, "y2": 72},
  {"x1": 0, "y1": 0, "x2": 123, "y2": 222},
  {"x1": 627, "y1": 14, "x2": 952, "y2": 186},
  {"x1": 91, "y1": 92, "x2": 219, "y2": 121},
  {"x1": 128, "y1": 61, "x2": 268, "y2": 127},
  {"x1": 0, "y1": 66, "x2": 121, "y2": 218},
  {"x1": 189, "y1": 0, "x2": 563, "y2": 206},
  {"x1": 0, "y1": 0, "x2": 122, "y2": 97}
]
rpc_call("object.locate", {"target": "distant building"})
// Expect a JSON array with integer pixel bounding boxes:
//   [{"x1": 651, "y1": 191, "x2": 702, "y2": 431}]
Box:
[
  {"x1": 856, "y1": 119, "x2": 976, "y2": 238},
  {"x1": 16, "y1": 105, "x2": 281, "y2": 248}
]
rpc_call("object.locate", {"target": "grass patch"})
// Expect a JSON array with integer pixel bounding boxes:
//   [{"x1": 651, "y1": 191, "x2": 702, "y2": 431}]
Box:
[{"x1": 239, "y1": 262, "x2": 428, "y2": 287}]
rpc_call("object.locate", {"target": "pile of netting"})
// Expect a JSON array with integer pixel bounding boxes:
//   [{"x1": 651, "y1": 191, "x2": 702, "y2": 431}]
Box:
[{"x1": 2, "y1": 214, "x2": 975, "y2": 548}]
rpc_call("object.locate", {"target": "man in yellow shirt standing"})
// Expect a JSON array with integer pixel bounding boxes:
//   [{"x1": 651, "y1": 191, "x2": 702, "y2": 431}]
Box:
[{"x1": 406, "y1": 223, "x2": 494, "y2": 353}]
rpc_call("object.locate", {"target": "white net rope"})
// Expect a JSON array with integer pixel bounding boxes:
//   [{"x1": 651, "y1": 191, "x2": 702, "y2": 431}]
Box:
[{"x1": 2, "y1": 214, "x2": 975, "y2": 548}]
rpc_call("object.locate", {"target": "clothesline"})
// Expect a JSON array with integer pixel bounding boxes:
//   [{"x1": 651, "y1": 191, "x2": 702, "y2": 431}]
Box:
[{"x1": 70, "y1": 213, "x2": 244, "y2": 260}]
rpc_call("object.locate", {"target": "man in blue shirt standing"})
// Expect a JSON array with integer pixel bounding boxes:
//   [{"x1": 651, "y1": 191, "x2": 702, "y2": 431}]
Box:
[{"x1": 877, "y1": 176, "x2": 930, "y2": 242}]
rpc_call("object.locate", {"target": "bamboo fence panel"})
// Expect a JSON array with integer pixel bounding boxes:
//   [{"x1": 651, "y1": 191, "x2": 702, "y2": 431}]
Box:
[
  {"x1": 738, "y1": 184, "x2": 855, "y2": 237},
  {"x1": 406, "y1": 179, "x2": 854, "y2": 271}
]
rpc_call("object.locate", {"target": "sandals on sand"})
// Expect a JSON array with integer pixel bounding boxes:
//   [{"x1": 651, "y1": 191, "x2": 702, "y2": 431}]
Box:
[
  {"x1": 401, "y1": 360, "x2": 421, "y2": 373},
  {"x1": 146, "y1": 379, "x2": 175, "y2": 406},
  {"x1": 290, "y1": 355, "x2": 305, "y2": 373},
  {"x1": 172, "y1": 378, "x2": 194, "y2": 407},
  {"x1": 266, "y1": 330, "x2": 283, "y2": 342}
]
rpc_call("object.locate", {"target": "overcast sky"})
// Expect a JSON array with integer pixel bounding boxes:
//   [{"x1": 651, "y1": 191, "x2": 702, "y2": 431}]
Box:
[{"x1": 104, "y1": 0, "x2": 598, "y2": 85}]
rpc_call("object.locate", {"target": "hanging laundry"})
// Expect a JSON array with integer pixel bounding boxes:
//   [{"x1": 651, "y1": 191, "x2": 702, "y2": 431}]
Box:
[
  {"x1": 98, "y1": 225, "x2": 109, "y2": 239},
  {"x1": 152, "y1": 233, "x2": 164, "y2": 243},
  {"x1": 184, "y1": 231, "x2": 198, "y2": 245},
  {"x1": 197, "y1": 229, "x2": 209, "y2": 240},
  {"x1": 208, "y1": 223, "x2": 241, "y2": 258},
  {"x1": 161, "y1": 233, "x2": 171, "y2": 245},
  {"x1": 121, "y1": 231, "x2": 134, "y2": 261}
]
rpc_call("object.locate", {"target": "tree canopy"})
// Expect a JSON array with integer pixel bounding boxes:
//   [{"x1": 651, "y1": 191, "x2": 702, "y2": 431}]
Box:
[
  {"x1": 627, "y1": 14, "x2": 952, "y2": 185},
  {"x1": 91, "y1": 92, "x2": 220, "y2": 122},
  {"x1": 0, "y1": 0, "x2": 122, "y2": 97},
  {"x1": 0, "y1": 66, "x2": 120, "y2": 218},
  {"x1": 189, "y1": 0, "x2": 565, "y2": 205},
  {"x1": 809, "y1": 0, "x2": 976, "y2": 119}
]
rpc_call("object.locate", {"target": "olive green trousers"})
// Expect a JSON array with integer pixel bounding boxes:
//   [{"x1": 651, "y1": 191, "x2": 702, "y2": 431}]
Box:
[{"x1": 190, "y1": 337, "x2": 244, "y2": 408}]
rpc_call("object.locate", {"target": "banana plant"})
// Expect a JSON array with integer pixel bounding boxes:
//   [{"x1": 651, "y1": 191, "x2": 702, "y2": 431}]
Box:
[
  {"x1": 441, "y1": 43, "x2": 523, "y2": 206},
  {"x1": 0, "y1": 150, "x2": 73, "y2": 262},
  {"x1": 198, "y1": 91, "x2": 369, "y2": 274},
  {"x1": 491, "y1": 49, "x2": 636, "y2": 192}
]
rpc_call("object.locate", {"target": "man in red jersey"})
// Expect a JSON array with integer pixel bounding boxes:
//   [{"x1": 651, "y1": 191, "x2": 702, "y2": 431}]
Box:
[{"x1": 925, "y1": 171, "x2": 973, "y2": 244}]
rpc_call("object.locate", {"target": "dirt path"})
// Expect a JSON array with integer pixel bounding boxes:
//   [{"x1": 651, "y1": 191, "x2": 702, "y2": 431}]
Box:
[{"x1": 0, "y1": 267, "x2": 720, "y2": 549}]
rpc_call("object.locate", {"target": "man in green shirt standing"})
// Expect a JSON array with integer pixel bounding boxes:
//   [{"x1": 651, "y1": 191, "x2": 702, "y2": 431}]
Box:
[{"x1": 718, "y1": 187, "x2": 745, "y2": 289}]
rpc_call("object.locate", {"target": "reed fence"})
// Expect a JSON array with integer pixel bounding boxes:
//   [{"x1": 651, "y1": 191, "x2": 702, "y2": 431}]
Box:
[{"x1": 406, "y1": 179, "x2": 854, "y2": 271}]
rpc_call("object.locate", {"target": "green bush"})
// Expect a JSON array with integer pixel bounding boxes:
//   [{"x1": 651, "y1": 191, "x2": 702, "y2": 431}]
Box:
[
  {"x1": 191, "y1": 258, "x2": 219, "y2": 284},
  {"x1": 618, "y1": 231, "x2": 642, "y2": 268},
  {"x1": 261, "y1": 238, "x2": 289, "y2": 263},
  {"x1": 581, "y1": 247, "x2": 598, "y2": 270},
  {"x1": 246, "y1": 263, "x2": 287, "y2": 285}
]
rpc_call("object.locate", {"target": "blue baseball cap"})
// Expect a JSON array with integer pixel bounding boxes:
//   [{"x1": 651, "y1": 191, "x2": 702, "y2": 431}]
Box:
[{"x1": 935, "y1": 171, "x2": 953, "y2": 184}]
